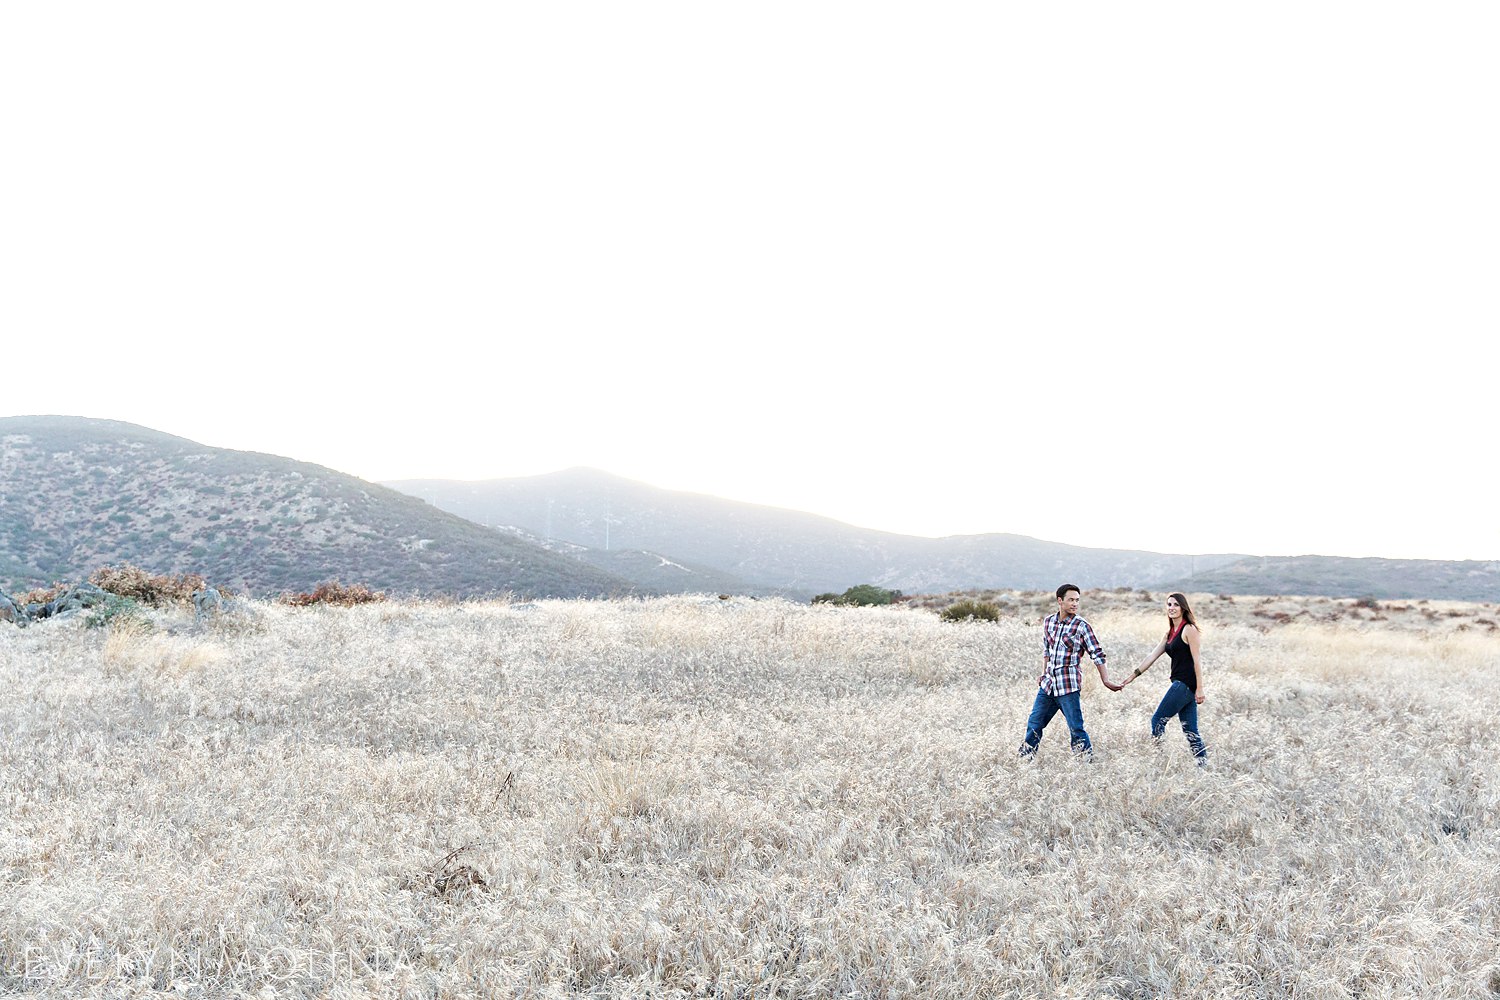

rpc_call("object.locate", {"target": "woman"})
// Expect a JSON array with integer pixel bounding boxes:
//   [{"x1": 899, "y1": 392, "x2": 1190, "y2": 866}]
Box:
[{"x1": 1122, "y1": 592, "x2": 1207, "y2": 762}]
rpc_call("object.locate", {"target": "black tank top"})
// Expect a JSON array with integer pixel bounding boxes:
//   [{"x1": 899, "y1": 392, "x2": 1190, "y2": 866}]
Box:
[{"x1": 1166, "y1": 626, "x2": 1196, "y2": 688}]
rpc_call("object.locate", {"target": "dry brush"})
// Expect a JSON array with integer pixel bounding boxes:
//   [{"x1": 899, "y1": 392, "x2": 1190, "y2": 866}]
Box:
[{"x1": 1, "y1": 596, "x2": 1496, "y2": 998}]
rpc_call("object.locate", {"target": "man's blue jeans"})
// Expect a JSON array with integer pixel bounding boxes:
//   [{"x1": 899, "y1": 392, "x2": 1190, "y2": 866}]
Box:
[
  {"x1": 1151, "y1": 680, "x2": 1207, "y2": 760},
  {"x1": 1019, "y1": 688, "x2": 1091, "y2": 755}
]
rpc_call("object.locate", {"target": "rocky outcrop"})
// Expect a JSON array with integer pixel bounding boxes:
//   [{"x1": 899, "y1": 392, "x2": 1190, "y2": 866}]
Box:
[
  {"x1": 192, "y1": 587, "x2": 222, "y2": 617},
  {"x1": 2, "y1": 583, "x2": 115, "y2": 626},
  {"x1": 38, "y1": 583, "x2": 111, "y2": 620},
  {"x1": 0, "y1": 593, "x2": 26, "y2": 627}
]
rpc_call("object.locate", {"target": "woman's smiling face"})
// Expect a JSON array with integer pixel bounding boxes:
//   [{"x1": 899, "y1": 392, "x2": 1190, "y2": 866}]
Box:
[{"x1": 1166, "y1": 596, "x2": 1183, "y2": 620}]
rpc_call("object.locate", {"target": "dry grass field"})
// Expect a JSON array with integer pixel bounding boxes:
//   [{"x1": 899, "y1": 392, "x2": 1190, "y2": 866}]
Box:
[{"x1": 2, "y1": 591, "x2": 1497, "y2": 999}]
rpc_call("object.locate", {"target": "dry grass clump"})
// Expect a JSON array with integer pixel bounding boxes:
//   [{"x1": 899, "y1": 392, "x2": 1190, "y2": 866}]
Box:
[
  {"x1": 1, "y1": 595, "x2": 1496, "y2": 997},
  {"x1": 400, "y1": 844, "x2": 492, "y2": 900},
  {"x1": 940, "y1": 599, "x2": 1001, "y2": 623},
  {"x1": 280, "y1": 580, "x2": 387, "y2": 607},
  {"x1": 88, "y1": 563, "x2": 212, "y2": 608},
  {"x1": 101, "y1": 625, "x2": 228, "y2": 679}
]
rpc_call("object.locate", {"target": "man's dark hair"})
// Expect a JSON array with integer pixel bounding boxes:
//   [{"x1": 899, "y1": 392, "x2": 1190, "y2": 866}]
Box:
[{"x1": 1056, "y1": 583, "x2": 1080, "y2": 600}]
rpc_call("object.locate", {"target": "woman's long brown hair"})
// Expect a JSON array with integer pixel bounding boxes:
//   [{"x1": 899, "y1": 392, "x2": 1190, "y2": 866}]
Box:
[{"x1": 1166, "y1": 592, "x2": 1199, "y2": 640}]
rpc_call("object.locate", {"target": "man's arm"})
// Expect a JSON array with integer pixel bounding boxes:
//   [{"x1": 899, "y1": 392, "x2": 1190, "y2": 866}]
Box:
[
  {"x1": 1097, "y1": 659, "x2": 1121, "y2": 691},
  {"x1": 1082, "y1": 620, "x2": 1116, "y2": 689},
  {"x1": 1038, "y1": 617, "x2": 1051, "y2": 686}
]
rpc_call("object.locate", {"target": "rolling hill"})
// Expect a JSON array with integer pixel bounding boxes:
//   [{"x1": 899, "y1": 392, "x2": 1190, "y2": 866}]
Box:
[
  {"x1": 10, "y1": 418, "x2": 1490, "y2": 603},
  {"x1": 386, "y1": 469, "x2": 1500, "y2": 601},
  {"x1": 384, "y1": 468, "x2": 1250, "y2": 596},
  {"x1": 0, "y1": 416, "x2": 632, "y2": 599}
]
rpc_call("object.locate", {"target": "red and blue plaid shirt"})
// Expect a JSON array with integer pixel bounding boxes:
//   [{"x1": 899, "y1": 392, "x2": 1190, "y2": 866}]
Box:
[{"x1": 1041, "y1": 612, "x2": 1107, "y2": 696}]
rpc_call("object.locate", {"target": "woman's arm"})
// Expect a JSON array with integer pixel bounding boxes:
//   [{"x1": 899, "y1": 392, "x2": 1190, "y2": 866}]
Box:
[
  {"x1": 1185, "y1": 624, "x2": 1205, "y2": 703},
  {"x1": 1124, "y1": 640, "x2": 1167, "y2": 686}
]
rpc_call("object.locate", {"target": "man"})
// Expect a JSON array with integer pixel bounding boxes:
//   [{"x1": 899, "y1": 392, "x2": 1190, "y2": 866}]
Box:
[{"x1": 1019, "y1": 583, "x2": 1118, "y2": 757}]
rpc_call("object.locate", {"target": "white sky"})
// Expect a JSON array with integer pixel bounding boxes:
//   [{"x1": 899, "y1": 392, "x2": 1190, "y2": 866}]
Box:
[{"x1": 3, "y1": 3, "x2": 1496, "y2": 561}]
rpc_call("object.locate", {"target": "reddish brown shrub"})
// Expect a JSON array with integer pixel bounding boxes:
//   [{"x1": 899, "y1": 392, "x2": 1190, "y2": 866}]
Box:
[
  {"x1": 281, "y1": 581, "x2": 387, "y2": 607},
  {"x1": 17, "y1": 584, "x2": 69, "y2": 606},
  {"x1": 89, "y1": 564, "x2": 221, "y2": 608}
]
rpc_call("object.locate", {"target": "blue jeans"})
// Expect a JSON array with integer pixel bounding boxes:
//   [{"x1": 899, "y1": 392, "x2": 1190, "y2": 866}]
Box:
[
  {"x1": 1019, "y1": 688, "x2": 1091, "y2": 755},
  {"x1": 1151, "y1": 680, "x2": 1207, "y2": 759}
]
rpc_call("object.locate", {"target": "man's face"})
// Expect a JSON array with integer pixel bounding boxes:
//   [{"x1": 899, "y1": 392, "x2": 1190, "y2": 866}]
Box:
[{"x1": 1057, "y1": 590, "x2": 1081, "y2": 617}]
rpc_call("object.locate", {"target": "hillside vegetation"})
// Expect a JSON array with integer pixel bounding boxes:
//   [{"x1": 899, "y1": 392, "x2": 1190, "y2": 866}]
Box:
[
  {"x1": 0, "y1": 416, "x2": 631, "y2": 599},
  {"x1": 493, "y1": 522, "x2": 772, "y2": 598},
  {"x1": 2, "y1": 592, "x2": 1495, "y2": 997}
]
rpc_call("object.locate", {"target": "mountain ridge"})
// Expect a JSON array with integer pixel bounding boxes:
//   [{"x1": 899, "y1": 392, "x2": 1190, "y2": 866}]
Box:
[
  {"x1": 385, "y1": 468, "x2": 1500, "y2": 601},
  {"x1": 384, "y1": 468, "x2": 1251, "y2": 595},
  {"x1": 8, "y1": 418, "x2": 1493, "y2": 602}
]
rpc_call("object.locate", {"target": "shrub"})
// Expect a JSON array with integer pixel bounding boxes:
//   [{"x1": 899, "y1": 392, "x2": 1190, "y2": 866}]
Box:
[
  {"x1": 811, "y1": 585, "x2": 899, "y2": 607},
  {"x1": 844, "y1": 584, "x2": 898, "y2": 606},
  {"x1": 941, "y1": 599, "x2": 1001, "y2": 623},
  {"x1": 89, "y1": 564, "x2": 217, "y2": 608},
  {"x1": 1353, "y1": 596, "x2": 1381, "y2": 610},
  {"x1": 18, "y1": 583, "x2": 69, "y2": 606},
  {"x1": 85, "y1": 595, "x2": 147, "y2": 630},
  {"x1": 281, "y1": 581, "x2": 387, "y2": 607}
]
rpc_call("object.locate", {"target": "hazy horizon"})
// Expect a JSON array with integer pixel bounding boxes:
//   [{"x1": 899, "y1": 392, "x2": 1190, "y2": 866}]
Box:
[
  {"x1": 9, "y1": 411, "x2": 1495, "y2": 564},
  {"x1": 5, "y1": 4, "x2": 1494, "y2": 563}
]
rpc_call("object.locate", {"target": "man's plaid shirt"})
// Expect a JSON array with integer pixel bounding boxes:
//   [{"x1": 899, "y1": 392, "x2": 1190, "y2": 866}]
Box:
[{"x1": 1040, "y1": 612, "x2": 1107, "y2": 696}]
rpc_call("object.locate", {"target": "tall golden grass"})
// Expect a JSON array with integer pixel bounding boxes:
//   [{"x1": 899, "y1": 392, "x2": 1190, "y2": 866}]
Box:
[{"x1": 1, "y1": 595, "x2": 1496, "y2": 998}]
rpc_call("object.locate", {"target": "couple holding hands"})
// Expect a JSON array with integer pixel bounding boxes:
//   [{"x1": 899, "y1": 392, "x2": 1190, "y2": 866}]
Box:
[{"x1": 1019, "y1": 583, "x2": 1208, "y2": 762}]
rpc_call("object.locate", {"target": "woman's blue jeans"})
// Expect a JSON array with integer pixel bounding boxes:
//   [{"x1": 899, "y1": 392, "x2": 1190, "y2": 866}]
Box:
[
  {"x1": 1151, "y1": 680, "x2": 1207, "y2": 759},
  {"x1": 1020, "y1": 689, "x2": 1091, "y2": 755}
]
